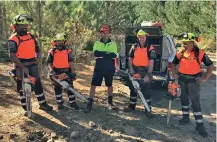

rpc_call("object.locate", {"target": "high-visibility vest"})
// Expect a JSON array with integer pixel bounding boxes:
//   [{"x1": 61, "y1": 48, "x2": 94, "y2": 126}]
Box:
[
  {"x1": 9, "y1": 33, "x2": 36, "y2": 59},
  {"x1": 132, "y1": 44, "x2": 154, "y2": 67},
  {"x1": 177, "y1": 50, "x2": 204, "y2": 75},
  {"x1": 49, "y1": 48, "x2": 71, "y2": 68}
]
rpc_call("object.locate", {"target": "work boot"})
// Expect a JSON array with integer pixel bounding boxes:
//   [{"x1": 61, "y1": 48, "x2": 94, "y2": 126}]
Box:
[
  {"x1": 39, "y1": 103, "x2": 53, "y2": 111},
  {"x1": 123, "y1": 104, "x2": 136, "y2": 112},
  {"x1": 107, "y1": 96, "x2": 115, "y2": 110},
  {"x1": 69, "y1": 102, "x2": 80, "y2": 110},
  {"x1": 84, "y1": 98, "x2": 93, "y2": 113},
  {"x1": 23, "y1": 111, "x2": 28, "y2": 116},
  {"x1": 57, "y1": 104, "x2": 64, "y2": 110},
  {"x1": 196, "y1": 126, "x2": 208, "y2": 138},
  {"x1": 179, "y1": 117, "x2": 190, "y2": 125}
]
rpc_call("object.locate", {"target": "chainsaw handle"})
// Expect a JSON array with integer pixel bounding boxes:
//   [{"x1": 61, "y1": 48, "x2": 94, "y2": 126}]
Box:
[{"x1": 22, "y1": 71, "x2": 29, "y2": 78}]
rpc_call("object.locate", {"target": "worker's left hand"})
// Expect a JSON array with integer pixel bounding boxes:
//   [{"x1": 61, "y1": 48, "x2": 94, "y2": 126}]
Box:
[
  {"x1": 195, "y1": 76, "x2": 208, "y2": 84},
  {"x1": 143, "y1": 75, "x2": 150, "y2": 83},
  {"x1": 71, "y1": 72, "x2": 77, "y2": 80}
]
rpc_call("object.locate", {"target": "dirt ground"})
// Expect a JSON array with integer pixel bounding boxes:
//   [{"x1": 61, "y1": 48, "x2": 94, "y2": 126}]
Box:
[{"x1": 0, "y1": 54, "x2": 216, "y2": 142}]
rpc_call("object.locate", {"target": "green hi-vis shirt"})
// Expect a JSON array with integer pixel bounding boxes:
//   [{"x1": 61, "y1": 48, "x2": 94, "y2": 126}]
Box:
[
  {"x1": 93, "y1": 39, "x2": 118, "y2": 73},
  {"x1": 93, "y1": 40, "x2": 117, "y2": 54}
]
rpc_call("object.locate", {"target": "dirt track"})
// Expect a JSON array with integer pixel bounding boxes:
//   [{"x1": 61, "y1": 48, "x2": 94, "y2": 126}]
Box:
[{"x1": 0, "y1": 54, "x2": 216, "y2": 142}]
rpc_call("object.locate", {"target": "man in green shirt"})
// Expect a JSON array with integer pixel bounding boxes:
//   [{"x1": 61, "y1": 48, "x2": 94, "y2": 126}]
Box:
[{"x1": 85, "y1": 24, "x2": 118, "y2": 113}]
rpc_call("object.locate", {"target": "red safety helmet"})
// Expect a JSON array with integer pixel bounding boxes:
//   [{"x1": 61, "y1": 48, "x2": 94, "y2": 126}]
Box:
[{"x1": 100, "y1": 24, "x2": 111, "y2": 33}]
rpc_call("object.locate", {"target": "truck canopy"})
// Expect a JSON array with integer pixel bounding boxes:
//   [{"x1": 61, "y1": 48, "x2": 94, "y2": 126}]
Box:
[{"x1": 124, "y1": 26, "x2": 163, "y2": 72}]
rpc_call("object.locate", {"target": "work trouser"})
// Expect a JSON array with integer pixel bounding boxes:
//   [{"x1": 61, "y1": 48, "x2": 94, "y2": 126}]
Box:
[
  {"x1": 51, "y1": 70, "x2": 76, "y2": 105},
  {"x1": 128, "y1": 66, "x2": 152, "y2": 111},
  {"x1": 179, "y1": 77, "x2": 204, "y2": 127},
  {"x1": 16, "y1": 63, "x2": 46, "y2": 110}
]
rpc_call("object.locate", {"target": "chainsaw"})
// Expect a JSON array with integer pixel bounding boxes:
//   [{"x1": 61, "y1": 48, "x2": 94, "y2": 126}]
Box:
[
  {"x1": 128, "y1": 73, "x2": 151, "y2": 112},
  {"x1": 50, "y1": 73, "x2": 89, "y2": 103},
  {"x1": 22, "y1": 72, "x2": 36, "y2": 118},
  {"x1": 166, "y1": 70, "x2": 181, "y2": 125}
]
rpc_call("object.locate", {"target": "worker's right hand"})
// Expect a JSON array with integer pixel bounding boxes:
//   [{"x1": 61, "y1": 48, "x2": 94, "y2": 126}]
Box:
[
  {"x1": 195, "y1": 76, "x2": 208, "y2": 84},
  {"x1": 143, "y1": 75, "x2": 150, "y2": 83},
  {"x1": 52, "y1": 71, "x2": 56, "y2": 77},
  {"x1": 22, "y1": 67, "x2": 29, "y2": 75},
  {"x1": 49, "y1": 71, "x2": 55, "y2": 77},
  {"x1": 130, "y1": 69, "x2": 134, "y2": 75},
  {"x1": 174, "y1": 73, "x2": 179, "y2": 80}
]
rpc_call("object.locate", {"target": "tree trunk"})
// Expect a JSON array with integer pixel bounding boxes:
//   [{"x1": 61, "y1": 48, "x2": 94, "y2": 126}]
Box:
[
  {"x1": 105, "y1": 1, "x2": 110, "y2": 24},
  {"x1": 3, "y1": 2, "x2": 8, "y2": 39},
  {"x1": 38, "y1": 0, "x2": 43, "y2": 72},
  {"x1": 0, "y1": 2, "x2": 3, "y2": 40}
]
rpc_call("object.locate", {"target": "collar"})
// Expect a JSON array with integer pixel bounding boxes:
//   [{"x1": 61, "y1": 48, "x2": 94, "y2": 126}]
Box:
[
  {"x1": 100, "y1": 38, "x2": 112, "y2": 44},
  {"x1": 54, "y1": 46, "x2": 67, "y2": 51},
  {"x1": 15, "y1": 32, "x2": 28, "y2": 36},
  {"x1": 138, "y1": 41, "x2": 148, "y2": 48}
]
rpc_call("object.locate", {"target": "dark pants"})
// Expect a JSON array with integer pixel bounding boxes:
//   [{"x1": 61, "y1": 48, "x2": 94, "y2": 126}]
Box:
[
  {"x1": 179, "y1": 78, "x2": 204, "y2": 127},
  {"x1": 16, "y1": 64, "x2": 46, "y2": 110},
  {"x1": 51, "y1": 71, "x2": 76, "y2": 105},
  {"x1": 128, "y1": 66, "x2": 152, "y2": 111}
]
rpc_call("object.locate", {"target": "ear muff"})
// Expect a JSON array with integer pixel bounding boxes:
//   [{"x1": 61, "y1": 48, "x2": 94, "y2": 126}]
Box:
[
  {"x1": 10, "y1": 24, "x2": 15, "y2": 30},
  {"x1": 64, "y1": 41, "x2": 68, "y2": 46},
  {"x1": 51, "y1": 40, "x2": 56, "y2": 47},
  {"x1": 196, "y1": 36, "x2": 201, "y2": 42}
]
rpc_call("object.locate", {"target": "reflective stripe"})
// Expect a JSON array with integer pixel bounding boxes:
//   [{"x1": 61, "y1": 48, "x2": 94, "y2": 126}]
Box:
[
  {"x1": 94, "y1": 57, "x2": 103, "y2": 59},
  {"x1": 194, "y1": 112, "x2": 202, "y2": 115},
  {"x1": 195, "y1": 119, "x2": 203, "y2": 123},
  {"x1": 38, "y1": 100, "x2": 46, "y2": 104},
  {"x1": 130, "y1": 96, "x2": 137, "y2": 99},
  {"x1": 69, "y1": 100, "x2": 75, "y2": 103},
  {"x1": 21, "y1": 103, "x2": 26, "y2": 106},
  {"x1": 69, "y1": 95, "x2": 75, "y2": 98},
  {"x1": 20, "y1": 96, "x2": 25, "y2": 99},
  {"x1": 56, "y1": 94, "x2": 62, "y2": 97},
  {"x1": 37, "y1": 93, "x2": 44, "y2": 97},
  {"x1": 145, "y1": 99, "x2": 151, "y2": 102},
  {"x1": 182, "y1": 106, "x2": 189, "y2": 109},
  {"x1": 183, "y1": 111, "x2": 189, "y2": 114},
  {"x1": 130, "y1": 102, "x2": 136, "y2": 104},
  {"x1": 57, "y1": 100, "x2": 63, "y2": 103}
]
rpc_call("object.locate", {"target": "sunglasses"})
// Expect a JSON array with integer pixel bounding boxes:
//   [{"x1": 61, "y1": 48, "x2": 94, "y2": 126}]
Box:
[
  {"x1": 55, "y1": 40, "x2": 65, "y2": 44},
  {"x1": 100, "y1": 31, "x2": 110, "y2": 34},
  {"x1": 138, "y1": 36, "x2": 146, "y2": 39}
]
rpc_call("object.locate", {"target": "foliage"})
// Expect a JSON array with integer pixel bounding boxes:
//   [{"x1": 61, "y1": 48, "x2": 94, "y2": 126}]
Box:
[{"x1": 0, "y1": 1, "x2": 215, "y2": 63}]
